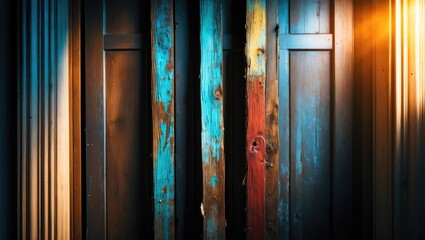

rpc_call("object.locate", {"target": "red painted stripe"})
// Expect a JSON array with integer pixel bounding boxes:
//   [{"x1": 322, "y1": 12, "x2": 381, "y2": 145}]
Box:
[{"x1": 246, "y1": 76, "x2": 266, "y2": 240}]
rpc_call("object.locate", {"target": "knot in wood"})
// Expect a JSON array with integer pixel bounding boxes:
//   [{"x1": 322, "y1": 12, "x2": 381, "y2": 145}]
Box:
[
  {"x1": 214, "y1": 85, "x2": 223, "y2": 100},
  {"x1": 251, "y1": 135, "x2": 265, "y2": 153}
]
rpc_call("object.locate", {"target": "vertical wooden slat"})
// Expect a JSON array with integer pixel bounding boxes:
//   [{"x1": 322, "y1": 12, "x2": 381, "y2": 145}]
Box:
[
  {"x1": 85, "y1": 0, "x2": 105, "y2": 237},
  {"x1": 245, "y1": 1, "x2": 266, "y2": 239},
  {"x1": 151, "y1": 0, "x2": 175, "y2": 239},
  {"x1": 70, "y1": 0, "x2": 82, "y2": 238},
  {"x1": 29, "y1": 1, "x2": 39, "y2": 238},
  {"x1": 334, "y1": 0, "x2": 354, "y2": 238},
  {"x1": 175, "y1": 0, "x2": 191, "y2": 238},
  {"x1": 278, "y1": 0, "x2": 290, "y2": 239},
  {"x1": 199, "y1": 0, "x2": 226, "y2": 238},
  {"x1": 265, "y1": 0, "x2": 278, "y2": 238}
]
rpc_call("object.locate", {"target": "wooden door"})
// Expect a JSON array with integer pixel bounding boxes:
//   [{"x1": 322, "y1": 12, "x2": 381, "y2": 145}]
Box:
[
  {"x1": 278, "y1": 0, "x2": 352, "y2": 239},
  {"x1": 84, "y1": 0, "x2": 152, "y2": 239}
]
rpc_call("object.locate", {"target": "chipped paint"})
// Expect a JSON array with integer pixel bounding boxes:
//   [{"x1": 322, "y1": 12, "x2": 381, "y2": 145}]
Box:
[
  {"x1": 246, "y1": 0, "x2": 266, "y2": 239},
  {"x1": 246, "y1": 0, "x2": 266, "y2": 77},
  {"x1": 200, "y1": 0, "x2": 226, "y2": 238},
  {"x1": 151, "y1": 0, "x2": 175, "y2": 239},
  {"x1": 210, "y1": 175, "x2": 219, "y2": 187}
]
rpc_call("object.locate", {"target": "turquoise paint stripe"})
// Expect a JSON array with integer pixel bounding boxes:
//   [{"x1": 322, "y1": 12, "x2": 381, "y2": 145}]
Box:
[
  {"x1": 152, "y1": 0, "x2": 174, "y2": 239},
  {"x1": 200, "y1": 0, "x2": 224, "y2": 165},
  {"x1": 200, "y1": 0, "x2": 224, "y2": 238}
]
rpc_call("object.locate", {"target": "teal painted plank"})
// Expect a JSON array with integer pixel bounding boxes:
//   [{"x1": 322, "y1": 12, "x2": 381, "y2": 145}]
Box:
[
  {"x1": 151, "y1": 0, "x2": 175, "y2": 239},
  {"x1": 278, "y1": 0, "x2": 290, "y2": 239},
  {"x1": 200, "y1": 0, "x2": 226, "y2": 238}
]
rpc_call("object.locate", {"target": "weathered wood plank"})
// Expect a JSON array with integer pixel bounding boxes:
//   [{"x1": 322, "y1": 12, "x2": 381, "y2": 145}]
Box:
[
  {"x1": 245, "y1": 1, "x2": 266, "y2": 239},
  {"x1": 265, "y1": 0, "x2": 279, "y2": 238},
  {"x1": 279, "y1": 34, "x2": 333, "y2": 50},
  {"x1": 199, "y1": 0, "x2": 226, "y2": 238},
  {"x1": 289, "y1": 0, "x2": 330, "y2": 34},
  {"x1": 278, "y1": 1, "x2": 290, "y2": 239},
  {"x1": 151, "y1": 0, "x2": 175, "y2": 239},
  {"x1": 290, "y1": 51, "x2": 331, "y2": 239}
]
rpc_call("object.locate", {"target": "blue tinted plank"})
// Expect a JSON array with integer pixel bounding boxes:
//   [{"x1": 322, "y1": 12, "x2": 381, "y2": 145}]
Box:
[
  {"x1": 200, "y1": 0, "x2": 226, "y2": 238},
  {"x1": 151, "y1": 0, "x2": 175, "y2": 239}
]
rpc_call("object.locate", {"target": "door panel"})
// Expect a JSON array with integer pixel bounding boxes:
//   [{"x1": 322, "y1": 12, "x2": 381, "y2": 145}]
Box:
[
  {"x1": 290, "y1": 51, "x2": 331, "y2": 239},
  {"x1": 289, "y1": 0, "x2": 330, "y2": 33},
  {"x1": 105, "y1": 51, "x2": 149, "y2": 239},
  {"x1": 85, "y1": 0, "x2": 151, "y2": 238},
  {"x1": 279, "y1": 0, "x2": 345, "y2": 238}
]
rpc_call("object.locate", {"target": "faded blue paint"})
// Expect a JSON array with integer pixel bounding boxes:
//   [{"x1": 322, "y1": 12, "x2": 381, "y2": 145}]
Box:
[
  {"x1": 152, "y1": 0, "x2": 174, "y2": 239},
  {"x1": 200, "y1": 0, "x2": 224, "y2": 237},
  {"x1": 154, "y1": 121, "x2": 175, "y2": 240},
  {"x1": 206, "y1": 205, "x2": 219, "y2": 236},
  {"x1": 153, "y1": 0, "x2": 174, "y2": 112},
  {"x1": 200, "y1": 0, "x2": 224, "y2": 166},
  {"x1": 210, "y1": 175, "x2": 219, "y2": 188}
]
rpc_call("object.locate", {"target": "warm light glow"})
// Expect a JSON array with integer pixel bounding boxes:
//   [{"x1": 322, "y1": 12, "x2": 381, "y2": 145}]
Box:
[{"x1": 395, "y1": 0, "x2": 425, "y2": 123}]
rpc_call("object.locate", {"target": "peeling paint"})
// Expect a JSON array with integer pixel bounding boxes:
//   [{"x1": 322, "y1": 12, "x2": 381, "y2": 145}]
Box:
[
  {"x1": 151, "y1": 0, "x2": 175, "y2": 239},
  {"x1": 210, "y1": 175, "x2": 219, "y2": 187},
  {"x1": 200, "y1": 0, "x2": 226, "y2": 239}
]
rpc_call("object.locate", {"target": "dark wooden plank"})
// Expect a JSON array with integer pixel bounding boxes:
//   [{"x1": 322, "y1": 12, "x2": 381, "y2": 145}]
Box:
[
  {"x1": 105, "y1": 0, "x2": 142, "y2": 34},
  {"x1": 353, "y1": 1, "x2": 373, "y2": 238},
  {"x1": 290, "y1": 51, "x2": 331, "y2": 239},
  {"x1": 84, "y1": 0, "x2": 105, "y2": 237},
  {"x1": 199, "y1": 0, "x2": 226, "y2": 238},
  {"x1": 151, "y1": 0, "x2": 175, "y2": 239},
  {"x1": 245, "y1": 1, "x2": 266, "y2": 239},
  {"x1": 104, "y1": 34, "x2": 144, "y2": 50},
  {"x1": 279, "y1": 34, "x2": 333, "y2": 50},
  {"x1": 278, "y1": 0, "x2": 290, "y2": 239},
  {"x1": 174, "y1": 0, "x2": 191, "y2": 238},
  {"x1": 71, "y1": 0, "x2": 82, "y2": 238},
  {"x1": 334, "y1": 0, "x2": 353, "y2": 238},
  {"x1": 289, "y1": 0, "x2": 330, "y2": 34},
  {"x1": 105, "y1": 51, "x2": 147, "y2": 239},
  {"x1": 265, "y1": 0, "x2": 279, "y2": 238}
]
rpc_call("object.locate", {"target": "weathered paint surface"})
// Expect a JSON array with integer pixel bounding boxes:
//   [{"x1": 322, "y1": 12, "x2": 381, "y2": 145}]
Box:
[
  {"x1": 200, "y1": 0, "x2": 226, "y2": 238},
  {"x1": 265, "y1": 0, "x2": 279, "y2": 238},
  {"x1": 245, "y1": 1, "x2": 266, "y2": 239},
  {"x1": 151, "y1": 0, "x2": 175, "y2": 239},
  {"x1": 278, "y1": 0, "x2": 290, "y2": 239}
]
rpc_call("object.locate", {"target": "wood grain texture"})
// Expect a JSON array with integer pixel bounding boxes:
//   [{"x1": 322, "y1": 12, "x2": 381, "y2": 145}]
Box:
[
  {"x1": 85, "y1": 0, "x2": 106, "y2": 237},
  {"x1": 245, "y1": 1, "x2": 266, "y2": 239},
  {"x1": 265, "y1": 0, "x2": 279, "y2": 238},
  {"x1": 334, "y1": 0, "x2": 353, "y2": 238},
  {"x1": 290, "y1": 52, "x2": 331, "y2": 239},
  {"x1": 279, "y1": 34, "x2": 333, "y2": 50},
  {"x1": 151, "y1": 0, "x2": 175, "y2": 239},
  {"x1": 278, "y1": 1, "x2": 290, "y2": 238},
  {"x1": 289, "y1": 0, "x2": 330, "y2": 34},
  {"x1": 71, "y1": 0, "x2": 82, "y2": 238},
  {"x1": 200, "y1": 0, "x2": 226, "y2": 238},
  {"x1": 106, "y1": 51, "x2": 148, "y2": 239}
]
